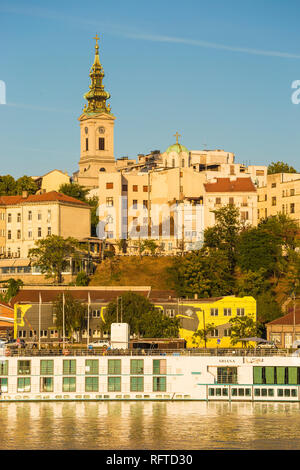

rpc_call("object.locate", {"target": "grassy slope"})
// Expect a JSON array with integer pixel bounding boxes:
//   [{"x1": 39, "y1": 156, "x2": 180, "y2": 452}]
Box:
[{"x1": 89, "y1": 256, "x2": 175, "y2": 289}]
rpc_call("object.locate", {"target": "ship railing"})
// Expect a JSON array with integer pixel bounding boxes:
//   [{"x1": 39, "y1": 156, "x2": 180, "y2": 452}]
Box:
[{"x1": 0, "y1": 347, "x2": 295, "y2": 357}]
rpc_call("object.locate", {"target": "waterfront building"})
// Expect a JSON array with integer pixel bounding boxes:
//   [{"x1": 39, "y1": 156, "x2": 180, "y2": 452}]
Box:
[
  {"x1": 266, "y1": 304, "x2": 300, "y2": 348},
  {"x1": 11, "y1": 286, "x2": 256, "y2": 348},
  {"x1": 257, "y1": 172, "x2": 300, "y2": 223},
  {"x1": 32, "y1": 170, "x2": 70, "y2": 194}
]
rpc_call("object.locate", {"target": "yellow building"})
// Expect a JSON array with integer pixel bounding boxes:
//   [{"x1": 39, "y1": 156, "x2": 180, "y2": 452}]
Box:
[
  {"x1": 257, "y1": 172, "x2": 300, "y2": 224},
  {"x1": 174, "y1": 295, "x2": 257, "y2": 348},
  {"x1": 33, "y1": 170, "x2": 70, "y2": 194}
]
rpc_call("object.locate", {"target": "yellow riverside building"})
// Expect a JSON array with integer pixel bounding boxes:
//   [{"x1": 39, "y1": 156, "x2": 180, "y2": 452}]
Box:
[
  {"x1": 11, "y1": 287, "x2": 256, "y2": 349},
  {"x1": 170, "y1": 295, "x2": 257, "y2": 348}
]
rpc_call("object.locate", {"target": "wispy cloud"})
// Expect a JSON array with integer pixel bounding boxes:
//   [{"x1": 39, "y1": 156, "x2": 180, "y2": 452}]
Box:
[{"x1": 1, "y1": 4, "x2": 300, "y2": 60}]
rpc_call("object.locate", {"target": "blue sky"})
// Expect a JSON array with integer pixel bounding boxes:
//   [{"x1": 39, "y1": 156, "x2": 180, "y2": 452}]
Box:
[{"x1": 1, "y1": 0, "x2": 300, "y2": 178}]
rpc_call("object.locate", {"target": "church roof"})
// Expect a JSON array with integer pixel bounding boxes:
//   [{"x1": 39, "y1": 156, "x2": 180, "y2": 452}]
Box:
[{"x1": 166, "y1": 143, "x2": 189, "y2": 154}]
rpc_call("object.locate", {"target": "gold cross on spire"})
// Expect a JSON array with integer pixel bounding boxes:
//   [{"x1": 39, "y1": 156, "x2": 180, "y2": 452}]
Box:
[
  {"x1": 93, "y1": 34, "x2": 100, "y2": 47},
  {"x1": 174, "y1": 131, "x2": 181, "y2": 144}
]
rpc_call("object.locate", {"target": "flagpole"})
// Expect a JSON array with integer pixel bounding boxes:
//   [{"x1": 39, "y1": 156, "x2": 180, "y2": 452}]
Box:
[{"x1": 63, "y1": 292, "x2": 65, "y2": 350}]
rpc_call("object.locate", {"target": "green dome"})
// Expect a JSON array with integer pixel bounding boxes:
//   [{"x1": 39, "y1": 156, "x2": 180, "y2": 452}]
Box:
[{"x1": 166, "y1": 143, "x2": 189, "y2": 154}]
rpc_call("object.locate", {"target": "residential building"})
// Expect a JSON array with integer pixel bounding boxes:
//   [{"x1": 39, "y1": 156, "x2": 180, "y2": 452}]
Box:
[
  {"x1": 0, "y1": 192, "x2": 92, "y2": 282},
  {"x1": 11, "y1": 286, "x2": 256, "y2": 348},
  {"x1": 266, "y1": 303, "x2": 300, "y2": 348},
  {"x1": 257, "y1": 172, "x2": 300, "y2": 223},
  {"x1": 33, "y1": 170, "x2": 70, "y2": 194}
]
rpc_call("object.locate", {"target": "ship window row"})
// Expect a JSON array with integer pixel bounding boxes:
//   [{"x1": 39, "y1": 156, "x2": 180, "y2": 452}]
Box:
[
  {"x1": 210, "y1": 308, "x2": 245, "y2": 317},
  {"x1": 254, "y1": 388, "x2": 297, "y2": 398},
  {"x1": 253, "y1": 366, "x2": 300, "y2": 385},
  {"x1": 0, "y1": 377, "x2": 167, "y2": 393},
  {"x1": 4, "y1": 359, "x2": 167, "y2": 377}
]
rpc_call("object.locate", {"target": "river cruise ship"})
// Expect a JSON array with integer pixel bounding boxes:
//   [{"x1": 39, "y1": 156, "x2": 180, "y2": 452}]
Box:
[{"x1": 1, "y1": 347, "x2": 300, "y2": 402}]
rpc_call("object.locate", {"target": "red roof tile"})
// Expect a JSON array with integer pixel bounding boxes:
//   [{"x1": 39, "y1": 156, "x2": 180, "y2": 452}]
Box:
[
  {"x1": 0, "y1": 191, "x2": 88, "y2": 207},
  {"x1": 204, "y1": 177, "x2": 257, "y2": 193}
]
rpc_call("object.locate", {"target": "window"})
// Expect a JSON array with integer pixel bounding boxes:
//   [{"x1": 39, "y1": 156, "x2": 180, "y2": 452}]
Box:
[
  {"x1": 28, "y1": 230, "x2": 32, "y2": 239},
  {"x1": 47, "y1": 210, "x2": 51, "y2": 222},
  {"x1": 17, "y1": 213, "x2": 21, "y2": 223},
  {"x1": 290, "y1": 189, "x2": 295, "y2": 196},
  {"x1": 271, "y1": 183, "x2": 276, "y2": 188},
  {"x1": 7, "y1": 213, "x2": 11, "y2": 223},
  {"x1": 40, "y1": 360, "x2": 53, "y2": 375},
  {"x1": 272, "y1": 197, "x2": 277, "y2": 206},
  {"x1": 130, "y1": 376, "x2": 144, "y2": 392},
  {"x1": 143, "y1": 185, "x2": 148, "y2": 192},
  {"x1": 37, "y1": 227, "x2": 42, "y2": 237},
  {"x1": 108, "y1": 359, "x2": 121, "y2": 375},
  {"x1": 106, "y1": 197, "x2": 113, "y2": 207},
  {"x1": 40, "y1": 377, "x2": 53, "y2": 392},
  {"x1": 63, "y1": 360, "x2": 76, "y2": 375},
  {"x1": 153, "y1": 376, "x2": 166, "y2": 392},
  {"x1": 153, "y1": 359, "x2": 167, "y2": 375},
  {"x1": 17, "y1": 377, "x2": 30, "y2": 392},
  {"x1": 290, "y1": 203, "x2": 295, "y2": 214},
  {"x1": 229, "y1": 197, "x2": 234, "y2": 205},
  {"x1": 122, "y1": 184, "x2": 128, "y2": 192},
  {"x1": 181, "y1": 159, "x2": 185, "y2": 167},
  {"x1": 50, "y1": 330, "x2": 58, "y2": 338},
  {"x1": 85, "y1": 138, "x2": 88, "y2": 151},
  {"x1": 40, "y1": 330, "x2": 48, "y2": 338},
  {"x1": 38, "y1": 212, "x2": 42, "y2": 221},
  {"x1": 215, "y1": 197, "x2": 221, "y2": 205},
  {"x1": 18, "y1": 360, "x2": 31, "y2": 375},
  {"x1": 85, "y1": 377, "x2": 99, "y2": 392},
  {"x1": 210, "y1": 329, "x2": 219, "y2": 337},
  {"x1": 224, "y1": 308, "x2": 231, "y2": 316},
  {"x1": 28, "y1": 211, "x2": 32, "y2": 221},
  {"x1": 0, "y1": 378, "x2": 8, "y2": 392},
  {"x1": 165, "y1": 309, "x2": 175, "y2": 318},
  {"x1": 224, "y1": 328, "x2": 231, "y2": 337},
  {"x1": 85, "y1": 360, "x2": 98, "y2": 375},
  {"x1": 63, "y1": 377, "x2": 76, "y2": 392},
  {"x1": 92, "y1": 309, "x2": 100, "y2": 318},
  {"x1": 132, "y1": 200, "x2": 138, "y2": 210},
  {"x1": 106, "y1": 182, "x2": 113, "y2": 189},
  {"x1": 7, "y1": 230, "x2": 11, "y2": 240},
  {"x1": 210, "y1": 308, "x2": 218, "y2": 316},
  {"x1": 172, "y1": 159, "x2": 175, "y2": 167},
  {"x1": 143, "y1": 200, "x2": 148, "y2": 210},
  {"x1": 237, "y1": 308, "x2": 245, "y2": 316},
  {"x1": 108, "y1": 376, "x2": 121, "y2": 392},
  {"x1": 130, "y1": 359, "x2": 144, "y2": 375},
  {"x1": 217, "y1": 367, "x2": 237, "y2": 384},
  {"x1": 0, "y1": 361, "x2": 8, "y2": 375},
  {"x1": 47, "y1": 227, "x2": 51, "y2": 236},
  {"x1": 99, "y1": 137, "x2": 105, "y2": 150},
  {"x1": 17, "y1": 230, "x2": 21, "y2": 239},
  {"x1": 241, "y1": 212, "x2": 249, "y2": 221},
  {"x1": 132, "y1": 185, "x2": 138, "y2": 192}
]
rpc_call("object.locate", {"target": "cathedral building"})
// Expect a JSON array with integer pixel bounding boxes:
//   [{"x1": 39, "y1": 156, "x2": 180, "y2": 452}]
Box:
[{"x1": 74, "y1": 36, "x2": 267, "y2": 254}]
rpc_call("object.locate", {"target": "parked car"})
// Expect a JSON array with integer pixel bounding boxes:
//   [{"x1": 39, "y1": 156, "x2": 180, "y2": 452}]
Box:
[
  {"x1": 88, "y1": 340, "x2": 110, "y2": 348},
  {"x1": 256, "y1": 341, "x2": 277, "y2": 349}
]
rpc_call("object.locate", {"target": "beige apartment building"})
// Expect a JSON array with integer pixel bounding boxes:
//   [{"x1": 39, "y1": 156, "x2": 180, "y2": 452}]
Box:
[
  {"x1": 33, "y1": 170, "x2": 70, "y2": 194},
  {"x1": 257, "y1": 173, "x2": 300, "y2": 223},
  {"x1": 0, "y1": 191, "x2": 91, "y2": 260}
]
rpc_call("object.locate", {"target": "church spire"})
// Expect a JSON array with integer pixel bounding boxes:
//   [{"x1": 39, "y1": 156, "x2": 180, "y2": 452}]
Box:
[{"x1": 83, "y1": 34, "x2": 111, "y2": 114}]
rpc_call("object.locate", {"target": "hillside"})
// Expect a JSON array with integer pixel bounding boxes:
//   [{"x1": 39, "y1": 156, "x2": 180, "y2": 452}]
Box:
[{"x1": 89, "y1": 256, "x2": 175, "y2": 289}]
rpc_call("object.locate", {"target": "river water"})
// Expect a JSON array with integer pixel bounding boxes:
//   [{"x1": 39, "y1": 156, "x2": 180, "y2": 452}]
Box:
[{"x1": 0, "y1": 401, "x2": 300, "y2": 450}]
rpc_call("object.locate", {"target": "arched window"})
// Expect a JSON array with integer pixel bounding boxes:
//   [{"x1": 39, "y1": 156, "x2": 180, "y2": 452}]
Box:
[
  {"x1": 172, "y1": 159, "x2": 175, "y2": 168},
  {"x1": 181, "y1": 159, "x2": 185, "y2": 167}
]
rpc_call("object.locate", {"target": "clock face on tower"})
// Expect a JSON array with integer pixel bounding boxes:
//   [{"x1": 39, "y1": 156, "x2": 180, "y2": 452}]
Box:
[{"x1": 98, "y1": 126, "x2": 105, "y2": 134}]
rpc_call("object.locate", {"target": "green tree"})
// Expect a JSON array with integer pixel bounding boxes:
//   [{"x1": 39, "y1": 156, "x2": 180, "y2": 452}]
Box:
[
  {"x1": 168, "y1": 248, "x2": 234, "y2": 298},
  {"x1": 268, "y1": 161, "x2": 297, "y2": 174},
  {"x1": 0, "y1": 175, "x2": 16, "y2": 195},
  {"x1": 75, "y1": 271, "x2": 89, "y2": 286},
  {"x1": 28, "y1": 235, "x2": 80, "y2": 284},
  {"x1": 236, "y1": 226, "x2": 282, "y2": 277},
  {"x1": 0, "y1": 278, "x2": 24, "y2": 303},
  {"x1": 229, "y1": 316, "x2": 261, "y2": 347},
  {"x1": 15, "y1": 176, "x2": 38, "y2": 195},
  {"x1": 235, "y1": 268, "x2": 270, "y2": 297},
  {"x1": 141, "y1": 239, "x2": 158, "y2": 256},
  {"x1": 204, "y1": 204, "x2": 242, "y2": 273},
  {"x1": 54, "y1": 292, "x2": 86, "y2": 340},
  {"x1": 192, "y1": 323, "x2": 216, "y2": 348},
  {"x1": 103, "y1": 292, "x2": 179, "y2": 338},
  {"x1": 87, "y1": 195, "x2": 99, "y2": 237},
  {"x1": 59, "y1": 182, "x2": 89, "y2": 202}
]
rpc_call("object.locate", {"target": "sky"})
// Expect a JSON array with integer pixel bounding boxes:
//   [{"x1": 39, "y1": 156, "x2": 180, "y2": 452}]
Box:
[{"x1": 1, "y1": 0, "x2": 300, "y2": 178}]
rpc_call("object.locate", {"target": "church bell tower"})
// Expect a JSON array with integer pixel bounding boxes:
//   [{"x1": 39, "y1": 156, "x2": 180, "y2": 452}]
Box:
[{"x1": 77, "y1": 35, "x2": 116, "y2": 188}]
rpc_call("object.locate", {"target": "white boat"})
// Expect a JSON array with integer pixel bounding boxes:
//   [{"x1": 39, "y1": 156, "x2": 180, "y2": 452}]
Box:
[{"x1": 0, "y1": 348, "x2": 300, "y2": 402}]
